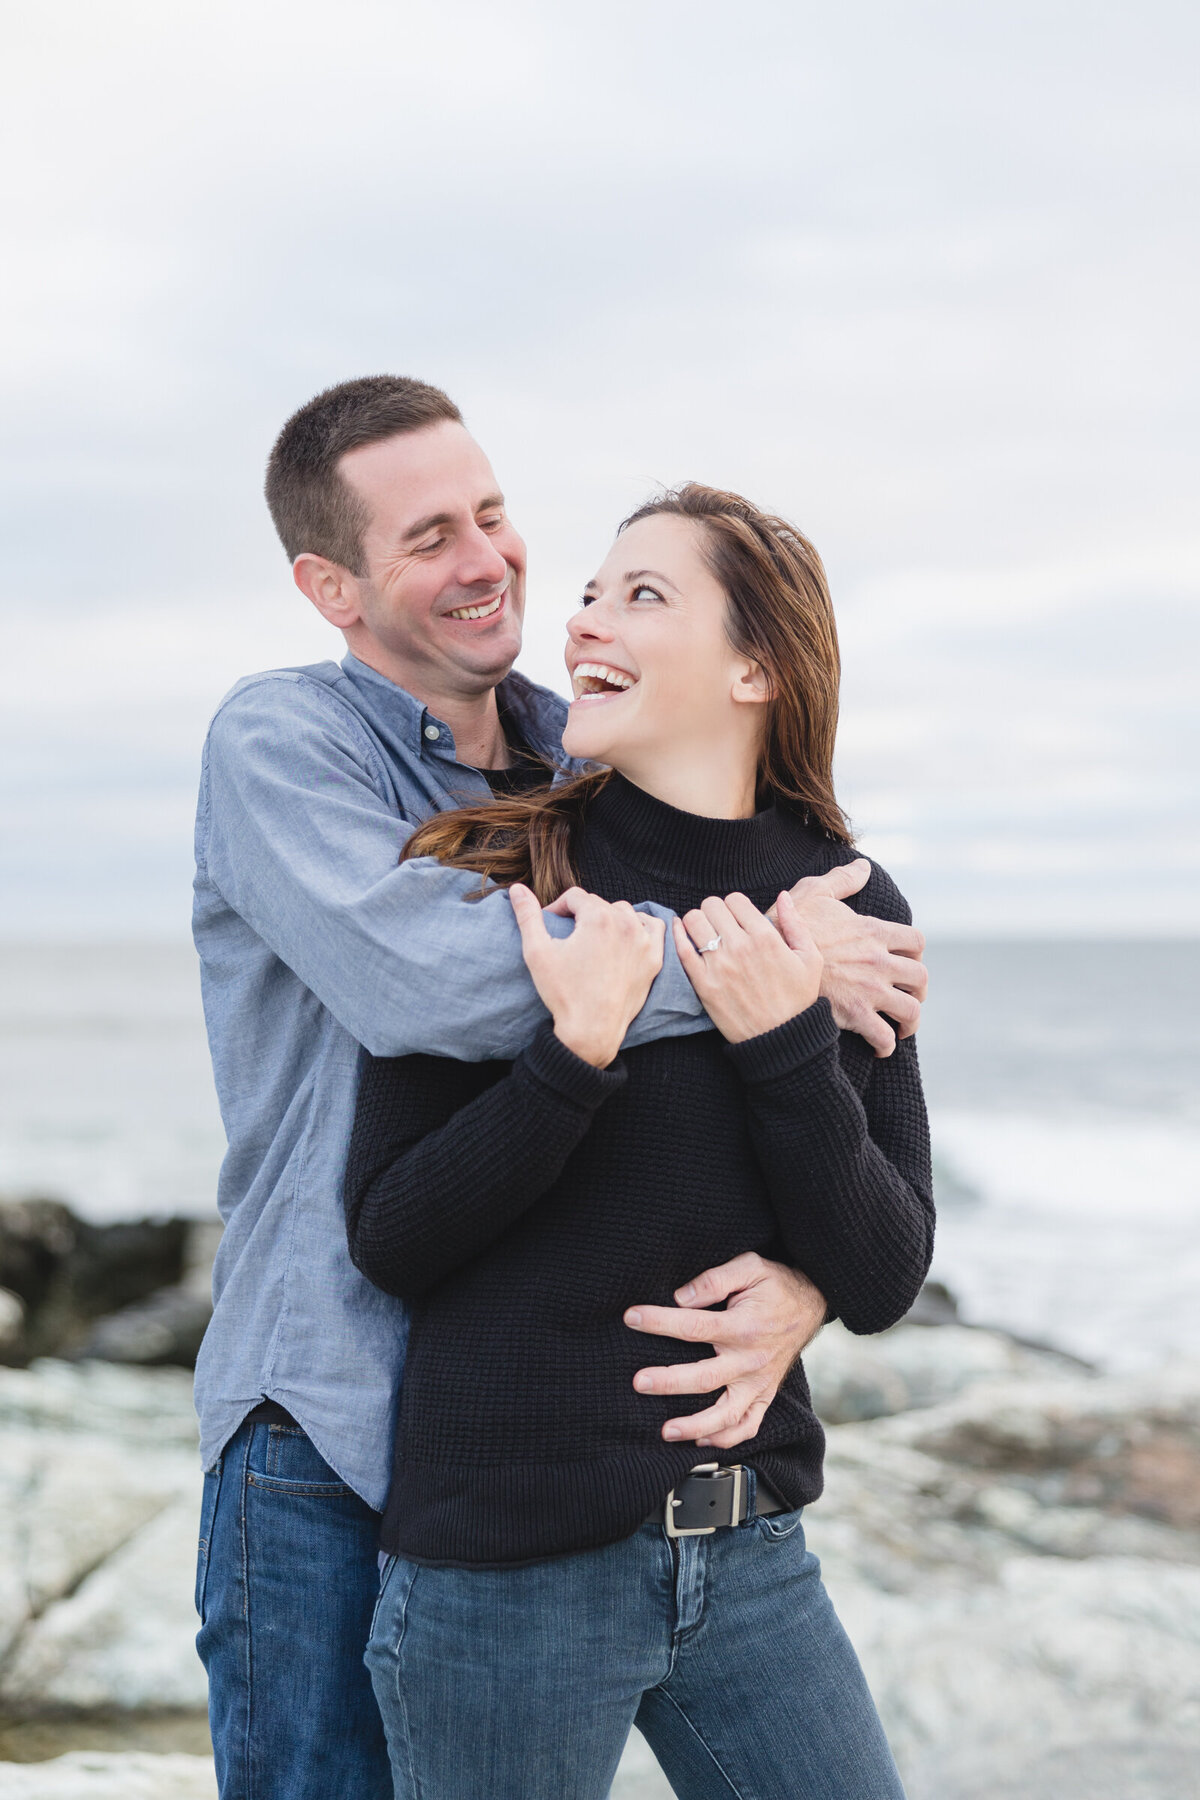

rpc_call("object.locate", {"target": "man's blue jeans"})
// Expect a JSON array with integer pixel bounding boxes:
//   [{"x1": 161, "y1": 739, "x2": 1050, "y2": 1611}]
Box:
[
  {"x1": 195, "y1": 1415, "x2": 393, "y2": 1800},
  {"x1": 366, "y1": 1500, "x2": 906, "y2": 1799}
]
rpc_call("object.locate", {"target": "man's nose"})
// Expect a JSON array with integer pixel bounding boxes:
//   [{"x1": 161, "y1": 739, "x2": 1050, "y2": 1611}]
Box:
[{"x1": 456, "y1": 526, "x2": 510, "y2": 590}]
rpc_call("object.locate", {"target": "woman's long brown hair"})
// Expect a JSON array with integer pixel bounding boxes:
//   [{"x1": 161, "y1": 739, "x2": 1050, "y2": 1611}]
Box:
[{"x1": 402, "y1": 484, "x2": 852, "y2": 904}]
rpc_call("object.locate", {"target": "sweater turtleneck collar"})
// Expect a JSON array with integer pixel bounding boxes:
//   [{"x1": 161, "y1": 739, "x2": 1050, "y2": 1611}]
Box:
[{"x1": 585, "y1": 772, "x2": 808, "y2": 895}]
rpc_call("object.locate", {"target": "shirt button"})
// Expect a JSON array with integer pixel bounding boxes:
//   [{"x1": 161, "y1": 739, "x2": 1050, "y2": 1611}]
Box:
[{"x1": 423, "y1": 724, "x2": 441, "y2": 742}]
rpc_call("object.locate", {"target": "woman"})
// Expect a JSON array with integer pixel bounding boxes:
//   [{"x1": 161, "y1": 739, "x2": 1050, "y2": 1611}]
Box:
[{"x1": 343, "y1": 484, "x2": 933, "y2": 1799}]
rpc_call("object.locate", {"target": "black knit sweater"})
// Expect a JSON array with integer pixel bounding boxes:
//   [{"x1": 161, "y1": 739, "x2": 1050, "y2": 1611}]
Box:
[{"x1": 344, "y1": 775, "x2": 934, "y2": 1566}]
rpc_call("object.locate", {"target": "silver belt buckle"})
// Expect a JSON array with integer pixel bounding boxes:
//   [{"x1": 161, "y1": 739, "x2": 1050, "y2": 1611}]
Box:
[{"x1": 665, "y1": 1462, "x2": 745, "y2": 1538}]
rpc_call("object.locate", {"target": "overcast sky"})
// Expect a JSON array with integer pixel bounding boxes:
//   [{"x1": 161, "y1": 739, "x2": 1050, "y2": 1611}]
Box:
[{"x1": 1, "y1": 0, "x2": 1196, "y2": 937}]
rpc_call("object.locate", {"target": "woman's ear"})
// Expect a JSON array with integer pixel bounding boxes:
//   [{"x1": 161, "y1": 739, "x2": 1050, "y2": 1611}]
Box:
[{"x1": 731, "y1": 659, "x2": 773, "y2": 707}]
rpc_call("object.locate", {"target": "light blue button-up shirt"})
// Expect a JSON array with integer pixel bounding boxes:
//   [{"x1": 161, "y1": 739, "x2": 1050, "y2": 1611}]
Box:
[{"x1": 192, "y1": 652, "x2": 710, "y2": 1506}]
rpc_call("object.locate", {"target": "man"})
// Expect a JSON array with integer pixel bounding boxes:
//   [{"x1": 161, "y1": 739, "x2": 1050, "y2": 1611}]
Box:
[{"x1": 192, "y1": 375, "x2": 927, "y2": 1800}]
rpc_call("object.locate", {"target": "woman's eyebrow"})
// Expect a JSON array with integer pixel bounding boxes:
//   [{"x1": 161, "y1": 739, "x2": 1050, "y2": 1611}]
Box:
[{"x1": 624, "y1": 568, "x2": 680, "y2": 591}]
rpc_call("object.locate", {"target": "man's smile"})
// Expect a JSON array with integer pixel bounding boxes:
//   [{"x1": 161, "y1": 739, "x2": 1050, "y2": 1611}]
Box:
[{"x1": 445, "y1": 583, "x2": 510, "y2": 624}]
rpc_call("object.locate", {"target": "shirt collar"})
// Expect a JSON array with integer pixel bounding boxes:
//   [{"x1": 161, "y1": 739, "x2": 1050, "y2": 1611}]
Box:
[{"x1": 338, "y1": 652, "x2": 570, "y2": 768}]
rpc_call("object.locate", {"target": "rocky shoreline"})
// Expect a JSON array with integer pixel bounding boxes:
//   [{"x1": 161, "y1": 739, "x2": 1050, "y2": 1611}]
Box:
[{"x1": 1, "y1": 1200, "x2": 1197, "y2": 1798}]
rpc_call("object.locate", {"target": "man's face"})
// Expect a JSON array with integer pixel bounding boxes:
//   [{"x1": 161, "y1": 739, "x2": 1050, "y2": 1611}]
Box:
[{"x1": 336, "y1": 421, "x2": 526, "y2": 697}]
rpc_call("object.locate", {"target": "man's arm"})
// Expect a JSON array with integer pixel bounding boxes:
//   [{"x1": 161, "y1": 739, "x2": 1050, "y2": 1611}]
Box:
[
  {"x1": 199, "y1": 677, "x2": 704, "y2": 1060},
  {"x1": 200, "y1": 679, "x2": 927, "y2": 1061}
]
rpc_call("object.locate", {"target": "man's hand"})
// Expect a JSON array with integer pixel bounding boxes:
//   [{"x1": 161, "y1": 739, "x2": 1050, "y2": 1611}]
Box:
[
  {"x1": 778, "y1": 858, "x2": 927, "y2": 1058},
  {"x1": 624, "y1": 1253, "x2": 827, "y2": 1450}
]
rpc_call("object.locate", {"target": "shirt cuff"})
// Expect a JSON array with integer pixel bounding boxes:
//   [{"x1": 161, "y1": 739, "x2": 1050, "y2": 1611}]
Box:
[
  {"x1": 724, "y1": 998, "x2": 839, "y2": 1084},
  {"x1": 519, "y1": 1020, "x2": 628, "y2": 1108}
]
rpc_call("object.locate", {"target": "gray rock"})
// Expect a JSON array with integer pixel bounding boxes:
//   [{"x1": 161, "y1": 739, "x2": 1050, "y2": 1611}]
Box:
[
  {"x1": 0, "y1": 1753, "x2": 216, "y2": 1798},
  {"x1": 611, "y1": 1729, "x2": 672, "y2": 1798},
  {"x1": 0, "y1": 1362, "x2": 199, "y2": 1695},
  {"x1": 0, "y1": 1290, "x2": 23, "y2": 1357},
  {"x1": 801, "y1": 1364, "x2": 1200, "y2": 1793},
  {"x1": 902, "y1": 1278, "x2": 962, "y2": 1326},
  {"x1": 0, "y1": 1359, "x2": 197, "y2": 1445},
  {"x1": 913, "y1": 1736, "x2": 1200, "y2": 1800},
  {"x1": 824, "y1": 1557, "x2": 1200, "y2": 1794},
  {"x1": 0, "y1": 1428, "x2": 197, "y2": 1670},
  {"x1": 1, "y1": 1497, "x2": 207, "y2": 1714},
  {"x1": 805, "y1": 1319, "x2": 1090, "y2": 1426},
  {"x1": 0, "y1": 1199, "x2": 192, "y2": 1365},
  {"x1": 76, "y1": 1289, "x2": 212, "y2": 1370},
  {"x1": 1, "y1": 1346, "x2": 1197, "y2": 1799}
]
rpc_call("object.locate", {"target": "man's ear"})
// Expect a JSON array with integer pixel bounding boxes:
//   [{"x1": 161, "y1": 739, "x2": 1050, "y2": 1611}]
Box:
[
  {"x1": 292, "y1": 554, "x2": 364, "y2": 630},
  {"x1": 731, "y1": 659, "x2": 773, "y2": 708}
]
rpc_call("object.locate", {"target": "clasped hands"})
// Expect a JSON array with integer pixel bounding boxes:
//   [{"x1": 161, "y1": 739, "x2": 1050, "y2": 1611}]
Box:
[{"x1": 509, "y1": 857, "x2": 927, "y2": 1448}]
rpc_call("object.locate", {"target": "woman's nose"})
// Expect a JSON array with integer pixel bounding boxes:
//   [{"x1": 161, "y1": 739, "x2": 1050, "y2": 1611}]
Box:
[{"x1": 567, "y1": 603, "x2": 614, "y2": 644}]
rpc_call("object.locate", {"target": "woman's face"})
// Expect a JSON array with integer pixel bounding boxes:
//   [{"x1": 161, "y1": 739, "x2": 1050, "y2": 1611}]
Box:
[{"x1": 561, "y1": 514, "x2": 765, "y2": 777}]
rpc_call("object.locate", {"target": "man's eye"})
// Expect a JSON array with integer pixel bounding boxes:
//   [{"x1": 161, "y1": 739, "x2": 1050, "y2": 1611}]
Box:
[
  {"x1": 632, "y1": 585, "x2": 664, "y2": 604},
  {"x1": 417, "y1": 538, "x2": 446, "y2": 555},
  {"x1": 479, "y1": 515, "x2": 503, "y2": 532}
]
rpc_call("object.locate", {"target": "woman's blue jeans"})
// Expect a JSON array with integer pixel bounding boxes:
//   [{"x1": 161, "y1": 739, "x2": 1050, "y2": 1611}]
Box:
[{"x1": 366, "y1": 1502, "x2": 906, "y2": 1800}]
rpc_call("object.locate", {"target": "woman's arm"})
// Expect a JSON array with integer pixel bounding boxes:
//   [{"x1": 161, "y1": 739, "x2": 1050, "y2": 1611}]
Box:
[
  {"x1": 345, "y1": 886, "x2": 664, "y2": 1300},
  {"x1": 344, "y1": 1026, "x2": 626, "y2": 1301},
  {"x1": 674, "y1": 870, "x2": 934, "y2": 1334},
  {"x1": 725, "y1": 1007, "x2": 934, "y2": 1333}
]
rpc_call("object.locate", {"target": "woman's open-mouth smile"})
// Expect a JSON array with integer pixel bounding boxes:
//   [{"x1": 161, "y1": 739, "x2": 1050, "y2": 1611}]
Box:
[{"x1": 570, "y1": 662, "x2": 639, "y2": 706}]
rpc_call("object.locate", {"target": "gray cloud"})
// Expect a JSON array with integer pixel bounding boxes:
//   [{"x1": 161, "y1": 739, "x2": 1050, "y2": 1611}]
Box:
[{"x1": 1, "y1": 0, "x2": 1196, "y2": 934}]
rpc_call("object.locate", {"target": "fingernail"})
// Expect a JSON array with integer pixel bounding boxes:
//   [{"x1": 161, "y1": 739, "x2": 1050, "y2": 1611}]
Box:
[
  {"x1": 634, "y1": 1374, "x2": 654, "y2": 1392},
  {"x1": 663, "y1": 1427, "x2": 681, "y2": 1441},
  {"x1": 676, "y1": 1285, "x2": 695, "y2": 1304},
  {"x1": 625, "y1": 1309, "x2": 642, "y2": 1327},
  {"x1": 696, "y1": 1439, "x2": 711, "y2": 1447}
]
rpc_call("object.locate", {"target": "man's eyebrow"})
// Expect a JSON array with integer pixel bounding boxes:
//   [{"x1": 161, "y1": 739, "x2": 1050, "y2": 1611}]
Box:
[
  {"x1": 401, "y1": 495, "x2": 506, "y2": 543},
  {"x1": 401, "y1": 511, "x2": 453, "y2": 543}
]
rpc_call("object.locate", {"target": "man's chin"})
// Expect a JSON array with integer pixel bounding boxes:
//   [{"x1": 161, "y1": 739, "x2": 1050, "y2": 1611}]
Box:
[{"x1": 451, "y1": 633, "x2": 523, "y2": 688}]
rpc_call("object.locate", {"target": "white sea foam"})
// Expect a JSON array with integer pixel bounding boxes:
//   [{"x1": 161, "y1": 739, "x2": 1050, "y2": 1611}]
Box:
[{"x1": 931, "y1": 1109, "x2": 1200, "y2": 1369}]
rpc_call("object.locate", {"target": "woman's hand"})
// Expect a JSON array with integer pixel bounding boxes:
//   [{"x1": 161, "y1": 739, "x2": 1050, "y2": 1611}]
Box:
[
  {"x1": 673, "y1": 889, "x2": 823, "y2": 1042},
  {"x1": 510, "y1": 884, "x2": 665, "y2": 1068}
]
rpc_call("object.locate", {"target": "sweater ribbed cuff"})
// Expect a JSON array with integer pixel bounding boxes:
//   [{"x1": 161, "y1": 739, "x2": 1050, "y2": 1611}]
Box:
[
  {"x1": 724, "y1": 997, "x2": 839, "y2": 1084},
  {"x1": 519, "y1": 1020, "x2": 628, "y2": 1108}
]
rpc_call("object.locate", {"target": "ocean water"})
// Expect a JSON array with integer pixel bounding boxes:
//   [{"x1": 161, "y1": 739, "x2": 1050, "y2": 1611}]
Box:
[{"x1": 0, "y1": 938, "x2": 1197, "y2": 1372}]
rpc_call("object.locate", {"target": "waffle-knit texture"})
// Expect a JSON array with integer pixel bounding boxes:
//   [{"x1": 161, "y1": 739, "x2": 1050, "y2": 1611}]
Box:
[{"x1": 344, "y1": 775, "x2": 934, "y2": 1565}]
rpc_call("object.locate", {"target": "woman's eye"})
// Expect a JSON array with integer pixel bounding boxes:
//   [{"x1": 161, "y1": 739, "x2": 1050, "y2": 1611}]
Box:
[
  {"x1": 631, "y1": 585, "x2": 664, "y2": 604},
  {"x1": 580, "y1": 594, "x2": 596, "y2": 607}
]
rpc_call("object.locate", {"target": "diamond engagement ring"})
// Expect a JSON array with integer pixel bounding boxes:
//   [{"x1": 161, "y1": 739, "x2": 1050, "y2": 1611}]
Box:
[{"x1": 700, "y1": 936, "x2": 722, "y2": 954}]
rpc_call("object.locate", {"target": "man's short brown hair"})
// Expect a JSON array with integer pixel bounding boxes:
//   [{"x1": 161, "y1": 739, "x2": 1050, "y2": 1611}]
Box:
[{"x1": 264, "y1": 375, "x2": 463, "y2": 574}]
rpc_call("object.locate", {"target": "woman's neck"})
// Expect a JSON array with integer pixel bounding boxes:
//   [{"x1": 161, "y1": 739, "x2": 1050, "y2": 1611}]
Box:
[{"x1": 607, "y1": 743, "x2": 760, "y2": 820}]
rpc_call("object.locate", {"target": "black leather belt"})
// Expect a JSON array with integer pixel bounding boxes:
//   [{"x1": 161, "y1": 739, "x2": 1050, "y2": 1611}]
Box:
[{"x1": 649, "y1": 1463, "x2": 784, "y2": 1538}]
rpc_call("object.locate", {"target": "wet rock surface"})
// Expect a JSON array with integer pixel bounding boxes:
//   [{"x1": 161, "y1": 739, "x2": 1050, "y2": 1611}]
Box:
[
  {"x1": 1, "y1": 1321, "x2": 1197, "y2": 1797},
  {"x1": 0, "y1": 1200, "x2": 210, "y2": 1368}
]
